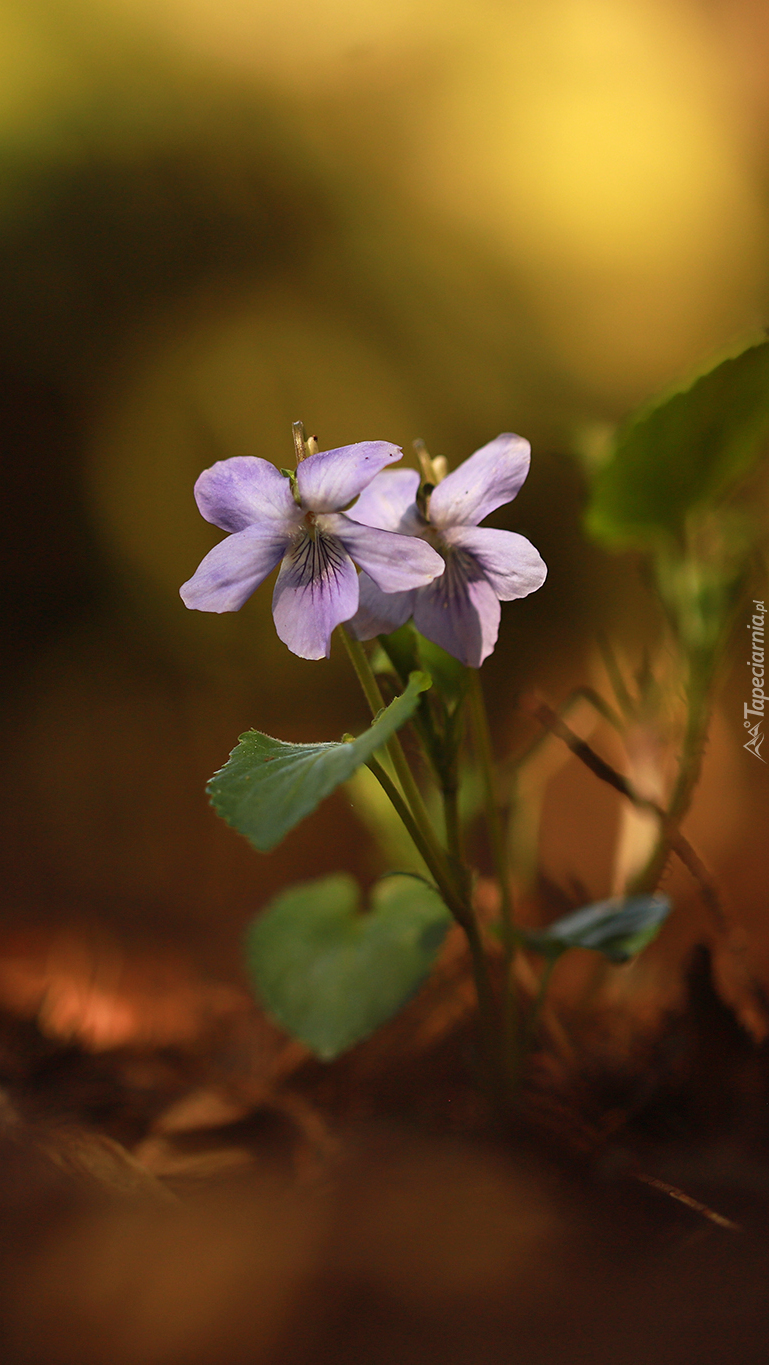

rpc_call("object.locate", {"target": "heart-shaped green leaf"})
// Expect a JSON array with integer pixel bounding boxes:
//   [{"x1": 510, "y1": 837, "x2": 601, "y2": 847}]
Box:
[
  {"x1": 245, "y1": 873, "x2": 451, "y2": 1059},
  {"x1": 586, "y1": 339, "x2": 769, "y2": 548},
  {"x1": 208, "y1": 670, "x2": 431, "y2": 852},
  {"x1": 520, "y1": 894, "x2": 671, "y2": 964}
]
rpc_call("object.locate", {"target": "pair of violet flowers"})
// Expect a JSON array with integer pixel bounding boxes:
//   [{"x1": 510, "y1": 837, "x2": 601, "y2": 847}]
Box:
[{"x1": 180, "y1": 431, "x2": 547, "y2": 665}]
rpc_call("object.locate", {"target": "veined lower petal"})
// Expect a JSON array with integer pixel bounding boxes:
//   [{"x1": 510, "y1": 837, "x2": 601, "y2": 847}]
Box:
[
  {"x1": 348, "y1": 468, "x2": 422, "y2": 532},
  {"x1": 271, "y1": 530, "x2": 359, "y2": 660},
  {"x1": 412, "y1": 557, "x2": 501, "y2": 667},
  {"x1": 442, "y1": 525, "x2": 547, "y2": 600},
  {"x1": 320, "y1": 513, "x2": 443, "y2": 592},
  {"x1": 349, "y1": 573, "x2": 416, "y2": 640},
  {"x1": 296, "y1": 441, "x2": 402, "y2": 513},
  {"x1": 194, "y1": 457, "x2": 300, "y2": 533},
  {"x1": 427, "y1": 434, "x2": 531, "y2": 529},
  {"x1": 180, "y1": 524, "x2": 289, "y2": 612}
]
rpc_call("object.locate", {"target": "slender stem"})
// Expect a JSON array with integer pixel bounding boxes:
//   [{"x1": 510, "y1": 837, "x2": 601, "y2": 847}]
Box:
[
  {"x1": 340, "y1": 627, "x2": 504, "y2": 1104},
  {"x1": 374, "y1": 635, "x2": 466, "y2": 869},
  {"x1": 596, "y1": 631, "x2": 636, "y2": 720},
  {"x1": 525, "y1": 957, "x2": 558, "y2": 1050},
  {"x1": 466, "y1": 670, "x2": 513, "y2": 932},
  {"x1": 338, "y1": 624, "x2": 386, "y2": 716},
  {"x1": 466, "y1": 669, "x2": 521, "y2": 1088},
  {"x1": 463, "y1": 915, "x2": 506, "y2": 1104},
  {"x1": 364, "y1": 755, "x2": 499, "y2": 1079},
  {"x1": 527, "y1": 695, "x2": 731, "y2": 930},
  {"x1": 629, "y1": 666, "x2": 711, "y2": 896},
  {"x1": 443, "y1": 778, "x2": 463, "y2": 866},
  {"x1": 338, "y1": 626, "x2": 458, "y2": 898},
  {"x1": 365, "y1": 756, "x2": 458, "y2": 912}
]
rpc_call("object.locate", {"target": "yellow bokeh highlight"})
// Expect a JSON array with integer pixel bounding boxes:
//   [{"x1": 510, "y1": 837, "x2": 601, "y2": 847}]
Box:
[{"x1": 411, "y1": 0, "x2": 768, "y2": 396}]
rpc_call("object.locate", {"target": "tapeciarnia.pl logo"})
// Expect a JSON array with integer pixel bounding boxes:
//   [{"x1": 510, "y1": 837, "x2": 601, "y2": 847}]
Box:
[{"x1": 744, "y1": 599, "x2": 767, "y2": 762}]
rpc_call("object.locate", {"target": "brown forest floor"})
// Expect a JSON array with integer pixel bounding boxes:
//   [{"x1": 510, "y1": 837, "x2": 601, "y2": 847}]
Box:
[{"x1": 0, "y1": 915, "x2": 768, "y2": 1365}]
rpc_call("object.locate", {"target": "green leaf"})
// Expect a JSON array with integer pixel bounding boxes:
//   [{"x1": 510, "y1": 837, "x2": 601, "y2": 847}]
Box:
[
  {"x1": 520, "y1": 894, "x2": 671, "y2": 964},
  {"x1": 414, "y1": 633, "x2": 469, "y2": 706},
  {"x1": 208, "y1": 670, "x2": 431, "y2": 852},
  {"x1": 586, "y1": 339, "x2": 769, "y2": 548},
  {"x1": 376, "y1": 623, "x2": 468, "y2": 706},
  {"x1": 245, "y1": 873, "x2": 451, "y2": 1059},
  {"x1": 372, "y1": 622, "x2": 420, "y2": 683}
]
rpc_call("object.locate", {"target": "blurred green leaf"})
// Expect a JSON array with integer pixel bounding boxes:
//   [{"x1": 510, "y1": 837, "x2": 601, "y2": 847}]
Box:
[
  {"x1": 208, "y1": 671, "x2": 431, "y2": 852},
  {"x1": 520, "y1": 894, "x2": 671, "y2": 964},
  {"x1": 414, "y1": 632, "x2": 469, "y2": 706},
  {"x1": 585, "y1": 340, "x2": 769, "y2": 548},
  {"x1": 372, "y1": 623, "x2": 420, "y2": 682},
  {"x1": 245, "y1": 873, "x2": 451, "y2": 1059},
  {"x1": 374, "y1": 624, "x2": 467, "y2": 705}
]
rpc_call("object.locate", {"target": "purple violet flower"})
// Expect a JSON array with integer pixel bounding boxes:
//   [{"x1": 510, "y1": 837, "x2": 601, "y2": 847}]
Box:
[
  {"x1": 180, "y1": 442, "x2": 445, "y2": 660},
  {"x1": 348, "y1": 434, "x2": 547, "y2": 667}
]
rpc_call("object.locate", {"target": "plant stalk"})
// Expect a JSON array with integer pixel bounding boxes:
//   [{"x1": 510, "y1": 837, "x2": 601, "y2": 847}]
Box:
[
  {"x1": 466, "y1": 670, "x2": 520, "y2": 1080},
  {"x1": 340, "y1": 627, "x2": 504, "y2": 1105},
  {"x1": 365, "y1": 756, "x2": 461, "y2": 915}
]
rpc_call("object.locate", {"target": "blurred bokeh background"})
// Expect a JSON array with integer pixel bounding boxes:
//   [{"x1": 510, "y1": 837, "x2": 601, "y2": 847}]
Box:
[{"x1": 2, "y1": 0, "x2": 769, "y2": 1043}]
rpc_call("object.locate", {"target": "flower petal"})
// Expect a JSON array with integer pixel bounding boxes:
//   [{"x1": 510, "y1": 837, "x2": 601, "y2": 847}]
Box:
[
  {"x1": 318, "y1": 513, "x2": 443, "y2": 593},
  {"x1": 271, "y1": 530, "x2": 359, "y2": 659},
  {"x1": 349, "y1": 574, "x2": 416, "y2": 640},
  {"x1": 412, "y1": 558, "x2": 501, "y2": 667},
  {"x1": 194, "y1": 457, "x2": 300, "y2": 533},
  {"x1": 348, "y1": 468, "x2": 422, "y2": 532},
  {"x1": 427, "y1": 434, "x2": 531, "y2": 529},
  {"x1": 296, "y1": 442, "x2": 402, "y2": 513},
  {"x1": 180, "y1": 524, "x2": 289, "y2": 612},
  {"x1": 442, "y1": 526, "x2": 547, "y2": 600}
]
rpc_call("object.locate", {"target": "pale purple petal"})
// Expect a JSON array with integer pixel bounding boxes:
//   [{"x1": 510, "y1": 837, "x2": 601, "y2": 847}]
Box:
[
  {"x1": 296, "y1": 442, "x2": 402, "y2": 513},
  {"x1": 180, "y1": 524, "x2": 289, "y2": 612},
  {"x1": 427, "y1": 434, "x2": 531, "y2": 529},
  {"x1": 271, "y1": 530, "x2": 359, "y2": 660},
  {"x1": 317, "y1": 513, "x2": 443, "y2": 593},
  {"x1": 349, "y1": 574, "x2": 416, "y2": 640},
  {"x1": 412, "y1": 555, "x2": 501, "y2": 667},
  {"x1": 194, "y1": 457, "x2": 300, "y2": 533},
  {"x1": 442, "y1": 526, "x2": 547, "y2": 600},
  {"x1": 349, "y1": 468, "x2": 422, "y2": 532}
]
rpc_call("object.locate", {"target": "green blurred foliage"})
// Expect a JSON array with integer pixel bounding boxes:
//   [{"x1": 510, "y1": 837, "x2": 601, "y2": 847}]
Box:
[
  {"x1": 585, "y1": 339, "x2": 769, "y2": 550},
  {"x1": 584, "y1": 340, "x2": 769, "y2": 665},
  {"x1": 519, "y1": 894, "x2": 671, "y2": 965}
]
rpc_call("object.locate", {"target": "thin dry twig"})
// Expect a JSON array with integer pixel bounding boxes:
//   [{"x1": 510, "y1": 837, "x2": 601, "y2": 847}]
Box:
[
  {"x1": 523, "y1": 695, "x2": 727, "y2": 927},
  {"x1": 631, "y1": 1170, "x2": 741, "y2": 1232},
  {"x1": 524, "y1": 694, "x2": 769, "y2": 1037}
]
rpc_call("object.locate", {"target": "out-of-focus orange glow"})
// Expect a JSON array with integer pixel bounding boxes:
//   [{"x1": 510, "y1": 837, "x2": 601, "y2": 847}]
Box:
[{"x1": 0, "y1": 927, "x2": 247, "y2": 1049}]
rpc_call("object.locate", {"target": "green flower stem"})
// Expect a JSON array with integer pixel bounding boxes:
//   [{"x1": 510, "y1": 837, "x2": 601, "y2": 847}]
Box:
[
  {"x1": 339, "y1": 627, "x2": 453, "y2": 889},
  {"x1": 366, "y1": 752, "x2": 500, "y2": 1096},
  {"x1": 340, "y1": 627, "x2": 503, "y2": 1103},
  {"x1": 379, "y1": 636, "x2": 464, "y2": 867},
  {"x1": 338, "y1": 624, "x2": 387, "y2": 716},
  {"x1": 365, "y1": 755, "x2": 460, "y2": 914},
  {"x1": 466, "y1": 670, "x2": 513, "y2": 933},
  {"x1": 466, "y1": 669, "x2": 520, "y2": 1082},
  {"x1": 524, "y1": 956, "x2": 558, "y2": 1050},
  {"x1": 443, "y1": 776, "x2": 463, "y2": 867}
]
